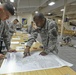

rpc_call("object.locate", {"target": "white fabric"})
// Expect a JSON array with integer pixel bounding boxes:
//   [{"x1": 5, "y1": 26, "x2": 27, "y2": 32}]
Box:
[
  {"x1": 11, "y1": 42, "x2": 19, "y2": 44},
  {"x1": 12, "y1": 38, "x2": 20, "y2": 40},
  {"x1": 0, "y1": 51, "x2": 73, "y2": 74}
]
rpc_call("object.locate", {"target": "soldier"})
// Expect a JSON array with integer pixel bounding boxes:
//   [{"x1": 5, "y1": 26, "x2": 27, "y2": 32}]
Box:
[
  {"x1": 15, "y1": 19, "x2": 22, "y2": 30},
  {"x1": 0, "y1": 3, "x2": 14, "y2": 59},
  {"x1": 26, "y1": 21, "x2": 37, "y2": 34},
  {"x1": 6, "y1": 19, "x2": 17, "y2": 40},
  {"x1": 63, "y1": 36, "x2": 71, "y2": 44},
  {"x1": 23, "y1": 13, "x2": 58, "y2": 57}
]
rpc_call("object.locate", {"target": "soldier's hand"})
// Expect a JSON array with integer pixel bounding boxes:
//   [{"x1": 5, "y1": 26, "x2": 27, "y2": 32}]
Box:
[
  {"x1": 23, "y1": 46, "x2": 30, "y2": 58},
  {"x1": 39, "y1": 51, "x2": 47, "y2": 56},
  {"x1": 0, "y1": 54, "x2": 5, "y2": 59},
  {"x1": 8, "y1": 49, "x2": 17, "y2": 52}
]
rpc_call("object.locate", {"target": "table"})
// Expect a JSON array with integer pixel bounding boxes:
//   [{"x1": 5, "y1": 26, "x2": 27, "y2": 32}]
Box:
[
  {"x1": 1, "y1": 67, "x2": 76, "y2": 75},
  {"x1": 11, "y1": 32, "x2": 43, "y2": 52},
  {"x1": 0, "y1": 32, "x2": 76, "y2": 75}
]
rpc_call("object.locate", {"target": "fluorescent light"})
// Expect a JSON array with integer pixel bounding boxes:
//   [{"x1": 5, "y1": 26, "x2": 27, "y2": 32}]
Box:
[
  {"x1": 10, "y1": 0, "x2": 14, "y2": 2},
  {"x1": 61, "y1": 9, "x2": 64, "y2": 11},
  {"x1": 35, "y1": 11, "x2": 38, "y2": 14},
  {"x1": 48, "y1": 13, "x2": 51, "y2": 15},
  {"x1": 48, "y1": 2, "x2": 55, "y2": 6},
  {"x1": 0, "y1": 2, "x2": 2, "y2": 4},
  {"x1": 58, "y1": 19, "x2": 61, "y2": 22}
]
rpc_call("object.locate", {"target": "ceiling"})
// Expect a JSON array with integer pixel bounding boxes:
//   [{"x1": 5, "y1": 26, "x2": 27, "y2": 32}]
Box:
[
  {"x1": 0, "y1": 0, "x2": 76, "y2": 19},
  {"x1": 17, "y1": 0, "x2": 48, "y2": 13}
]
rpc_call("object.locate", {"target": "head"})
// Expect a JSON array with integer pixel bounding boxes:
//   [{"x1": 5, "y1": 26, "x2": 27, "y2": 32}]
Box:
[
  {"x1": 13, "y1": 19, "x2": 19, "y2": 24},
  {"x1": 31, "y1": 21, "x2": 34, "y2": 26},
  {"x1": 33, "y1": 13, "x2": 45, "y2": 27},
  {"x1": 0, "y1": 3, "x2": 14, "y2": 21}
]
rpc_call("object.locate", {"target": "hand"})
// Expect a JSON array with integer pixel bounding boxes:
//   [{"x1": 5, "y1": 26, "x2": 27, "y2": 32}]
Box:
[
  {"x1": 0, "y1": 54, "x2": 5, "y2": 59},
  {"x1": 39, "y1": 51, "x2": 47, "y2": 56},
  {"x1": 8, "y1": 49, "x2": 17, "y2": 52},
  {"x1": 33, "y1": 25, "x2": 37, "y2": 29},
  {"x1": 23, "y1": 46, "x2": 30, "y2": 58}
]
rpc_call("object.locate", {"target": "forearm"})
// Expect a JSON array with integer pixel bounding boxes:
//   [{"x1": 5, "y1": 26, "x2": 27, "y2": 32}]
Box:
[
  {"x1": 3, "y1": 38, "x2": 10, "y2": 50},
  {"x1": 9, "y1": 28, "x2": 15, "y2": 33},
  {"x1": 26, "y1": 31, "x2": 38, "y2": 47},
  {"x1": 26, "y1": 38, "x2": 36, "y2": 47}
]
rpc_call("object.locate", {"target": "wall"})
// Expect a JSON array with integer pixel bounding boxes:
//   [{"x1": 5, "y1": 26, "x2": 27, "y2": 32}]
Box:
[
  {"x1": 7, "y1": 16, "x2": 17, "y2": 23},
  {"x1": 7, "y1": 13, "x2": 33, "y2": 25},
  {"x1": 18, "y1": 13, "x2": 33, "y2": 25}
]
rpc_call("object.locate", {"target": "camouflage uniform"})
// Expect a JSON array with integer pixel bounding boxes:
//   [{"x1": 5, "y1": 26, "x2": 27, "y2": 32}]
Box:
[
  {"x1": 7, "y1": 22, "x2": 16, "y2": 40},
  {"x1": 0, "y1": 20, "x2": 10, "y2": 50},
  {"x1": 26, "y1": 19, "x2": 58, "y2": 54},
  {"x1": 16, "y1": 22, "x2": 22, "y2": 30},
  {"x1": 26, "y1": 25, "x2": 35, "y2": 34}
]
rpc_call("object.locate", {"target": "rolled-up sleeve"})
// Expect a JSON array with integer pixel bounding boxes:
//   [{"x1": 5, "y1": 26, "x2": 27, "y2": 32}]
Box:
[
  {"x1": 9, "y1": 23, "x2": 16, "y2": 33},
  {"x1": 44, "y1": 21, "x2": 58, "y2": 53},
  {"x1": 2, "y1": 21, "x2": 10, "y2": 50},
  {"x1": 26, "y1": 30, "x2": 38, "y2": 47}
]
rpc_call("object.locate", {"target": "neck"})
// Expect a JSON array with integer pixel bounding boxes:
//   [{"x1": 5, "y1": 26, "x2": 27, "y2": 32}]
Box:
[
  {"x1": 44, "y1": 18, "x2": 46, "y2": 25},
  {"x1": 41, "y1": 18, "x2": 46, "y2": 28}
]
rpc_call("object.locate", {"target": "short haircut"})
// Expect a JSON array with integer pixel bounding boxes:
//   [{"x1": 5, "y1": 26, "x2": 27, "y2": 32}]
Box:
[
  {"x1": 31, "y1": 21, "x2": 34, "y2": 23},
  {"x1": 3, "y1": 2, "x2": 14, "y2": 15},
  {"x1": 33, "y1": 13, "x2": 45, "y2": 21},
  {"x1": 14, "y1": 19, "x2": 19, "y2": 22}
]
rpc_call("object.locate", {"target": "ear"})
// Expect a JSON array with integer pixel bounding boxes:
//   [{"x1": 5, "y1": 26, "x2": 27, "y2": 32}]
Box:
[
  {"x1": 0, "y1": 8, "x2": 4, "y2": 13},
  {"x1": 0, "y1": 8, "x2": 3, "y2": 11}
]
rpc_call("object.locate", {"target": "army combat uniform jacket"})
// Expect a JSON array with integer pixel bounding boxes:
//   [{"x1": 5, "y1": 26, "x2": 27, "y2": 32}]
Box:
[
  {"x1": 26, "y1": 19, "x2": 58, "y2": 54},
  {"x1": 0, "y1": 20, "x2": 10, "y2": 50}
]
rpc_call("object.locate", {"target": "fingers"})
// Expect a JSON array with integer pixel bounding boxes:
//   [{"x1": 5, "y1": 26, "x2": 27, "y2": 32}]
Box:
[
  {"x1": 0, "y1": 54, "x2": 5, "y2": 59},
  {"x1": 23, "y1": 52, "x2": 30, "y2": 58},
  {"x1": 39, "y1": 51, "x2": 47, "y2": 56},
  {"x1": 23, "y1": 53, "x2": 27, "y2": 58},
  {"x1": 23, "y1": 47, "x2": 30, "y2": 58},
  {"x1": 28, "y1": 52, "x2": 30, "y2": 56},
  {"x1": 8, "y1": 49, "x2": 17, "y2": 52}
]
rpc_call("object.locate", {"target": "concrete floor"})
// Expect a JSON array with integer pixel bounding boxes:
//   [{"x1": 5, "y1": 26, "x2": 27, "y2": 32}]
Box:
[
  {"x1": 58, "y1": 45, "x2": 76, "y2": 71},
  {"x1": 37, "y1": 35, "x2": 76, "y2": 71}
]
